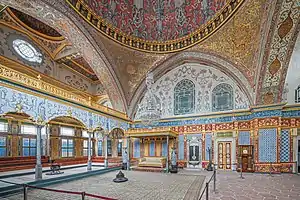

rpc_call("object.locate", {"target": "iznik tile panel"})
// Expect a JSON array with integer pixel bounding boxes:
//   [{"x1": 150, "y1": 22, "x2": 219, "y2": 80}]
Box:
[
  {"x1": 258, "y1": 129, "x2": 277, "y2": 162},
  {"x1": 133, "y1": 138, "x2": 140, "y2": 158},
  {"x1": 149, "y1": 141, "x2": 155, "y2": 156},
  {"x1": 280, "y1": 129, "x2": 290, "y2": 162},
  {"x1": 238, "y1": 131, "x2": 250, "y2": 145},
  {"x1": 205, "y1": 133, "x2": 212, "y2": 160},
  {"x1": 162, "y1": 141, "x2": 167, "y2": 157}
]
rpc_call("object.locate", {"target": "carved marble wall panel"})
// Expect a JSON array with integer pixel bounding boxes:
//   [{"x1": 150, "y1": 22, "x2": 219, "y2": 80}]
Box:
[{"x1": 135, "y1": 64, "x2": 250, "y2": 119}]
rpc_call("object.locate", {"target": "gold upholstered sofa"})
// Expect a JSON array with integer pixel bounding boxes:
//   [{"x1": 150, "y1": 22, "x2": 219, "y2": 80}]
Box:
[{"x1": 138, "y1": 157, "x2": 166, "y2": 168}]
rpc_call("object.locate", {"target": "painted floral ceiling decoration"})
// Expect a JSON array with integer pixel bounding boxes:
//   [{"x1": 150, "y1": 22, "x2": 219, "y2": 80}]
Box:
[{"x1": 83, "y1": 0, "x2": 226, "y2": 41}]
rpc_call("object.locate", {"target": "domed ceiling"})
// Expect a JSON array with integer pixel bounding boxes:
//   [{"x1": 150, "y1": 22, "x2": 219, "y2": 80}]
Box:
[
  {"x1": 68, "y1": 0, "x2": 245, "y2": 53},
  {"x1": 83, "y1": 0, "x2": 226, "y2": 41}
]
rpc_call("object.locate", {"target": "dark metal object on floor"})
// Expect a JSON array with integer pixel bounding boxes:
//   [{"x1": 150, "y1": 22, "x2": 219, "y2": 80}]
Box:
[
  {"x1": 46, "y1": 160, "x2": 64, "y2": 175},
  {"x1": 170, "y1": 165, "x2": 178, "y2": 173},
  {"x1": 206, "y1": 147, "x2": 213, "y2": 171},
  {"x1": 113, "y1": 171, "x2": 128, "y2": 183}
]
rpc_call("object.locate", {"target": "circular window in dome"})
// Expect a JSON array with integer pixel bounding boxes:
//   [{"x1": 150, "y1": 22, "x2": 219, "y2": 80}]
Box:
[{"x1": 12, "y1": 39, "x2": 42, "y2": 63}]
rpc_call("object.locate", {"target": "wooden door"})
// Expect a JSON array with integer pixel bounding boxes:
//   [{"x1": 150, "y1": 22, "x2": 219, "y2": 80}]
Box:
[{"x1": 218, "y1": 142, "x2": 232, "y2": 170}]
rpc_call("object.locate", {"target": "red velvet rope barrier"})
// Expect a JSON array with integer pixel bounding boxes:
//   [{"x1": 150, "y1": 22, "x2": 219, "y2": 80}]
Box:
[
  {"x1": 27, "y1": 185, "x2": 117, "y2": 199},
  {"x1": 27, "y1": 185, "x2": 82, "y2": 195},
  {"x1": 85, "y1": 193, "x2": 118, "y2": 200}
]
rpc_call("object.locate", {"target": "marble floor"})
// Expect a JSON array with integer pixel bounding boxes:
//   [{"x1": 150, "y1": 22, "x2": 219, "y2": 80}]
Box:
[
  {"x1": 1, "y1": 169, "x2": 300, "y2": 200},
  {"x1": 0, "y1": 164, "x2": 104, "y2": 189},
  {"x1": 1, "y1": 170, "x2": 205, "y2": 200},
  {"x1": 180, "y1": 170, "x2": 300, "y2": 200}
]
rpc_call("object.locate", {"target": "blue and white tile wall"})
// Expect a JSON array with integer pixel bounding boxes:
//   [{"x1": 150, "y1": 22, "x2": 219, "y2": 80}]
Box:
[
  {"x1": 178, "y1": 135, "x2": 185, "y2": 160},
  {"x1": 258, "y1": 129, "x2": 277, "y2": 162},
  {"x1": 0, "y1": 85, "x2": 129, "y2": 131},
  {"x1": 238, "y1": 131, "x2": 250, "y2": 145},
  {"x1": 280, "y1": 129, "x2": 290, "y2": 162}
]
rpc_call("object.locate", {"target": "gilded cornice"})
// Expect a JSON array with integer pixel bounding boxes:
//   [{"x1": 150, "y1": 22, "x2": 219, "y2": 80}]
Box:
[
  {"x1": 0, "y1": 61, "x2": 129, "y2": 121},
  {"x1": 66, "y1": 0, "x2": 245, "y2": 54}
]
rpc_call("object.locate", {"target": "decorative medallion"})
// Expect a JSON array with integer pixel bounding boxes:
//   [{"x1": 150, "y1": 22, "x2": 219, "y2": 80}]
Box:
[
  {"x1": 263, "y1": 91, "x2": 274, "y2": 104},
  {"x1": 66, "y1": 0, "x2": 245, "y2": 53},
  {"x1": 278, "y1": 12, "x2": 293, "y2": 39},
  {"x1": 268, "y1": 57, "x2": 281, "y2": 75}
]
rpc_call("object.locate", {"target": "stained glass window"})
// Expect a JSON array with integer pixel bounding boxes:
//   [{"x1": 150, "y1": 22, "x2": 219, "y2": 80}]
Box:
[
  {"x1": 295, "y1": 86, "x2": 300, "y2": 103},
  {"x1": 174, "y1": 79, "x2": 195, "y2": 115},
  {"x1": 22, "y1": 138, "x2": 36, "y2": 156},
  {"x1": 12, "y1": 39, "x2": 42, "y2": 63},
  {"x1": 61, "y1": 139, "x2": 73, "y2": 157},
  {"x1": 212, "y1": 83, "x2": 234, "y2": 112},
  {"x1": 0, "y1": 136, "x2": 7, "y2": 157}
]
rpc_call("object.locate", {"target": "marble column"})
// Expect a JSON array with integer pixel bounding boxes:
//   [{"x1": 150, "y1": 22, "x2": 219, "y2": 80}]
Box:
[
  {"x1": 35, "y1": 124, "x2": 43, "y2": 180},
  {"x1": 104, "y1": 135, "x2": 108, "y2": 168},
  {"x1": 127, "y1": 137, "x2": 130, "y2": 171},
  {"x1": 46, "y1": 124, "x2": 51, "y2": 158},
  {"x1": 87, "y1": 131, "x2": 92, "y2": 171}
]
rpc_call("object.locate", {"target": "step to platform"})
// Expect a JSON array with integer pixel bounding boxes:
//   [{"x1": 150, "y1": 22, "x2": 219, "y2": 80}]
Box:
[{"x1": 0, "y1": 166, "x2": 120, "y2": 197}]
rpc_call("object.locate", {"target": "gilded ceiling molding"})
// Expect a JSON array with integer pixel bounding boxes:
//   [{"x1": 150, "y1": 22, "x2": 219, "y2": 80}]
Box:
[
  {"x1": 66, "y1": 0, "x2": 246, "y2": 54},
  {"x1": 256, "y1": 0, "x2": 300, "y2": 105},
  {"x1": 128, "y1": 51, "x2": 254, "y2": 118},
  {"x1": 0, "y1": 0, "x2": 126, "y2": 111},
  {"x1": 6, "y1": 8, "x2": 65, "y2": 41}
]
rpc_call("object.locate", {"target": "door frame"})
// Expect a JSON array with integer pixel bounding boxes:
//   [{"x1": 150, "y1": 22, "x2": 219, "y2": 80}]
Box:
[
  {"x1": 296, "y1": 136, "x2": 300, "y2": 173},
  {"x1": 214, "y1": 137, "x2": 236, "y2": 170}
]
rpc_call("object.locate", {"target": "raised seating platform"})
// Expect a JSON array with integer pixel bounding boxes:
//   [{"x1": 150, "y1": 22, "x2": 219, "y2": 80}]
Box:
[
  {"x1": 0, "y1": 156, "x2": 49, "y2": 172},
  {"x1": 138, "y1": 157, "x2": 166, "y2": 168}
]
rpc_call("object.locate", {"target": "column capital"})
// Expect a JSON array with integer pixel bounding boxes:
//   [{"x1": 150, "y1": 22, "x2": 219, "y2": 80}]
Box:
[{"x1": 34, "y1": 116, "x2": 46, "y2": 127}]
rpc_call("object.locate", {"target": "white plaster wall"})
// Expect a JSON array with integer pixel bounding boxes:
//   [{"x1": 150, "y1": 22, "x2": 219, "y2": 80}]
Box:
[
  {"x1": 284, "y1": 32, "x2": 300, "y2": 104},
  {"x1": 135, "y1": 63, "x2": 250, "y2": 119}
]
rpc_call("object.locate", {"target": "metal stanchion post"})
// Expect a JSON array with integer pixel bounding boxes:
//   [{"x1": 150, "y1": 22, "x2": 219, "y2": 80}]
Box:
[
  {"x1": 240, "y1": 162, "x2": 244, "y2": 179},
  {"x1": 23, "y1": 184, "x2": 27, "y2": 200},
  {"x1": 206, "y1": 182, "x2": 209, "y2": 200},
  {"x1": 81, "y1": 192, "x2": 85, "y2": 200},
  {"x1": 213, "y1": 169, "x2": 216, "y2": 192}
]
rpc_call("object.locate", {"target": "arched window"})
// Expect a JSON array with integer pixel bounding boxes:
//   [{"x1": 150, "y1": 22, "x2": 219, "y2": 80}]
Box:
[
  {"x1": 212, "y1": 83, "x2": 234, "y2": 112},
  {"x1": 295, "y1": 85, "x2": 300, "y2": 103},
  {"x1": 174, "y1": 79, "x2": 195, "y2": 115}
]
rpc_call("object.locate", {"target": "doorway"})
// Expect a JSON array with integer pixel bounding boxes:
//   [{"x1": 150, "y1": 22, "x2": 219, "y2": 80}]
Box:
[
  {"x1": 218, "y1": 142, "x2": 232, "y2": 170},
  {"x1": 298, "y1": 140, "x2": 300, "y2": 173}
]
